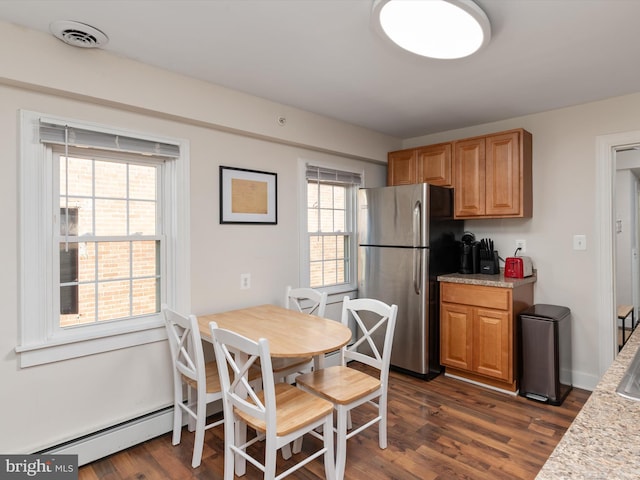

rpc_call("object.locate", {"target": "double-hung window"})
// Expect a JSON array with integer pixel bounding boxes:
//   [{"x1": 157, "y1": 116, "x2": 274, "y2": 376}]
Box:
[
  {"x1": 304, "y1": 165, "x2": 361, "y2": 291},
  {"x1": 17, "y1": 111, "x2": 190, "y2": 367}
]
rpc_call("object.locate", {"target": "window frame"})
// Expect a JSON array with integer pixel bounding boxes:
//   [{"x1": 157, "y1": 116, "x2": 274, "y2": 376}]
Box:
[
  {"x1": 299, "y1": 162, "x2": 361, "y2": 295},
  {"x1": 17, "y1": 110, "x2": 191, "y2": 367}
]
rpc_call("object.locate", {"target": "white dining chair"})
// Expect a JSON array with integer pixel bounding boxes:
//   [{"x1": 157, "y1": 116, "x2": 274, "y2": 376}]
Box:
[
  {"x1": 296, "y1": 296, "x2": 398, "y2": 480},
  {"x1": 266, "y1": 286, "x2": 329, "y2": 383},
  {"x1": 209, "y1": 321, "x2": 336, "y2": 480},
  {"x1": 163, "y1": 305, "x2": 223, "y2": 468}
]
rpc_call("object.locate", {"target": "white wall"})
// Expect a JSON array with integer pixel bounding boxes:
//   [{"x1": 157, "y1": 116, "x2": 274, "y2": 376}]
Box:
[
  {"x1": 0, "y1": 22, "x2": 392, "y2": 454},
  {"x1": 405, "y1": 93, "x2": 640, "y2": 390}
]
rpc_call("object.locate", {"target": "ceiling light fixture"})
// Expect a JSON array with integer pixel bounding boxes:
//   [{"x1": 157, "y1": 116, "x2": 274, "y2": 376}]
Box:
[{"x1": 372, "y1": 0, "x2": 491, "y2": 60}]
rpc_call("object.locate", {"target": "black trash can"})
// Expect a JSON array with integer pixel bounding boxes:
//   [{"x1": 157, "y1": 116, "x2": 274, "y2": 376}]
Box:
[{"x1": 519, "y1": 304, "x2": 572, "y2": 405}]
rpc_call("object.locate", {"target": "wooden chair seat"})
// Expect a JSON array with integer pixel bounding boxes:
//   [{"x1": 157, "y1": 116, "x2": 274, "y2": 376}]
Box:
[
  {"x1": 235, "y1": 382, "x2": 334, "y2": 436},
  {"x1": 183, "y1": 361, "x2": 261, "y2": 393},
  {"x1": 296, "y1": 365, "x2": 381, "y2": 405},
  {"x1": 183, "y1": 361, "x2": 222, "y2": 393}
]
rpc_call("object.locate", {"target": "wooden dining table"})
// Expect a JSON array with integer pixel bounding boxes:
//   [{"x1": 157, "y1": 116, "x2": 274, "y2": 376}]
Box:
[{"x1": 197, "y1": 303, "x2": 353, "y2": 369}]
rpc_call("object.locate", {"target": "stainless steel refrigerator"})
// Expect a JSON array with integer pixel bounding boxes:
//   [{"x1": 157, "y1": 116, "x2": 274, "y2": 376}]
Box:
[{"x1": 357, "y1": 184, "x2": 462, "y2": 378}]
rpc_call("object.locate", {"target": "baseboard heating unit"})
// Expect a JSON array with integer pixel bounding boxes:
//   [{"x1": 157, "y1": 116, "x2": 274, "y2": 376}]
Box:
[{"x1": 35, "y1": 406, "x2": 174, "y2": 466}]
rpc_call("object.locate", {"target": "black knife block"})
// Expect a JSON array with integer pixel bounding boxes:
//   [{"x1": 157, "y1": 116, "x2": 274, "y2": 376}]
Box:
[{"x1": 480, "y1": 251, "x2": 499, "y2": 274}]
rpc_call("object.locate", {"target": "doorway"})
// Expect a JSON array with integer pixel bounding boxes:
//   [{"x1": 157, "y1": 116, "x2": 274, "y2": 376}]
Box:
[
  {"x1": 596, "y1": 131, "x2": 640, "y2": 378},
  {"x1": 615, "y1": 151, "x2": 640, "y2": 350}
]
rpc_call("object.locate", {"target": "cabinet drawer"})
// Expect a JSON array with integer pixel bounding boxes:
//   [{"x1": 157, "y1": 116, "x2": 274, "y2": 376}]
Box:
[{"x1": 441, "y1": 283, "x2": 511, "y2": 310}]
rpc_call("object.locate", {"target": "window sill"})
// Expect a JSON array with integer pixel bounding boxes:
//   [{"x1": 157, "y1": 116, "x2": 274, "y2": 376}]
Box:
[
  {"x1": 16, "y1": 324, "x2": 167, "y2": 368},
  {"x1": 322, "y1": 284, "x2": 358, "y2": 299}
]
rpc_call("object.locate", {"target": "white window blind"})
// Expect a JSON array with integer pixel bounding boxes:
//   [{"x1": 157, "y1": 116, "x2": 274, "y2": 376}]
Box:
[
  {"x1": 305, "y1": 164, "x2": 362, "y2": 186},
  {"x1": 39, "y1": 120, "x2": 180, "y2": 158}
]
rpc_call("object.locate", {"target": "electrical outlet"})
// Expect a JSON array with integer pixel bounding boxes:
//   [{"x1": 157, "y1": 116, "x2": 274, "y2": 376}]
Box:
[
  {"x1": 240, "y1": 273, "x2": 251, "y2": 290},
  {"x1": 515, "y1": 239, "x2": 526, "y2": 253}
]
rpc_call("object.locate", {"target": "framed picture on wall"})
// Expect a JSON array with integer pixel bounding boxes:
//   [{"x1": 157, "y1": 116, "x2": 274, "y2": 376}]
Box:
[{"x1": 219, "y1": 166, "x2": 278, "y2": 224}]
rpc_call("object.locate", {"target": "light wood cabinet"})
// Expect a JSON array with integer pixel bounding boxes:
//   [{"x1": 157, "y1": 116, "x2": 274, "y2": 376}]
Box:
[
  {"x1": 387, "y1": 149, "x2": 416, "y2": 186},
  {"x1": 440, "y1": 281, "x2": 533, "y2": 392},
  {"x1": 388, "y1": 143, "x2": 452, "y2": 187},
  {"x1": 453, "y1": 128, "x2": 532, "y2": 219}
]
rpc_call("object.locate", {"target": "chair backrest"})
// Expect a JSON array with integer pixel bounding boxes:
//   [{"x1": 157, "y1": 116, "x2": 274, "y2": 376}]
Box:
[
  {"x1": 285, "y1": 286, "x2": 328, "y2": 317},
  {"x1": 340, "y1": 296, "x2": 397, "y2": 376},
  {"x1": 163, "y1": 305, "x2": 206, "y2": 388},
  {"x1": 209, "y1": 321, "x2": 277, "y2": 431}
]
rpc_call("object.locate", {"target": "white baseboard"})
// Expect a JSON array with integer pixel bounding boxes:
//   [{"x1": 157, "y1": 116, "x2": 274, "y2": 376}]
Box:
[{"x1": 38, "y1": 407, "x2": 174, "y2": 466}]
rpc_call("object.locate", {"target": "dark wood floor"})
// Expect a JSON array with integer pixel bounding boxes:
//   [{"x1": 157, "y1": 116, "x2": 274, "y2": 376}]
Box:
[{"x1": 78, "y1": 364, "x2": 590, "y2": 480}]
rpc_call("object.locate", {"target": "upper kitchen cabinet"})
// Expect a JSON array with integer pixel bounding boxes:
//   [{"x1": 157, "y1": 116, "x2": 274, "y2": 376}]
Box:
[
  {"x1": 387, "y1": 148, "x2": 416, "y2": 185},
  {"x1": 453, "y1": 129, "x2": 532, "y2": 219},
  {"x1": 388, "y1": 143, "x2": 452, "y2": 187}
]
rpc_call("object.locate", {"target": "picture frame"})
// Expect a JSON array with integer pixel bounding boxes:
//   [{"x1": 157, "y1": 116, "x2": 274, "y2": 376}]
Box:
[{"x1": 219, "y1": 166, "x2": 278, "y2": 224}]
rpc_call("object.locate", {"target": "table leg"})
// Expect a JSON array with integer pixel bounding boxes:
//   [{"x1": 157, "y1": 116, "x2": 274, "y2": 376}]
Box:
[{"x1": 313, "y1": 353, "x2": 325, "y2": 371}]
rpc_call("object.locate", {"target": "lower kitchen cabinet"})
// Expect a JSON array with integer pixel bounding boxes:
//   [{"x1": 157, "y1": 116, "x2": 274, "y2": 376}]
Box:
[{"x1": 440, "y1": 281, "x2": 533, "y2": 392}]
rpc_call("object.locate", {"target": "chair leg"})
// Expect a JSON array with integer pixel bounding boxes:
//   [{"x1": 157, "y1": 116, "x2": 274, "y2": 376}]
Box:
[
  {"x1": 186, "y1": 385, "x2": 196, "y2": 432},
  {"x1": 281, "y1": 443, "x2": 292, "y2": 460},
  {"x1": 335, "y1": 406, "x2": 349, "y2": 480},
  {"x1": 322, "y1": 415, "x2": 336, "y2": 480},
  {"x1": 292, "y1": 436, "x2": 303, "y2": 454},
  {"x1": 171, "y1": 402, "x2": 182, "y2": 446},
  {"x1": 235, "y1": 419, "x2": 247, "y2": 476},
  {"x1": 223, "y1": 417, "x2": 235, "y2": 480},
  {"x1": 378, "y1": 395, "x2": 388, "y2": 450},
  {"x1": 264, "y1": 436, "x2": 277, "y2": 480},
  {"x1": 191, "y1": 395, "x2": 206, "y2": 468}
]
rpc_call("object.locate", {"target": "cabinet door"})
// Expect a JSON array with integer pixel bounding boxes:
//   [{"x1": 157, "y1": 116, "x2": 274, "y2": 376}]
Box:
[
  {"x1": 417, "y1": 143, "x2": 452, "y2": 186},
  {"x1": 440, "y1": 303, "x2": 473, "y2": 370},
  {"x1": 387, "y1": 149, "x2": 417, "y2": 186},
  {"x1": 473, "y1": 308, "x2": 511, "y2": 381},
  {"x1": 453, "y1": 137, "x2": 485, "y2": 217},
  {"x1": 485, "y1": 131, "x2": 521, "y2": 216}
]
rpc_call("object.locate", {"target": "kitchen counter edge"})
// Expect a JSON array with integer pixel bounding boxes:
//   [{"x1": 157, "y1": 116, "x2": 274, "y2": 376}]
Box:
[
  {"x1": 536, "y1": 327, "x2": 640, "y2": 479},
  {"x1": 437, "y1": 271, "x2": 537, "y2": 288}
]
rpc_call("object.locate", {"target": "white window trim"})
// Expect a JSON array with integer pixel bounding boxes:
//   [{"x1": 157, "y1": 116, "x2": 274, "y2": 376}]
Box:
[
  {"x1": 16, "y1": 110, "x2": 191, "y2": 367},
  {"x1": 297, "y1": 159, "x2": 360, "y2": 295}
]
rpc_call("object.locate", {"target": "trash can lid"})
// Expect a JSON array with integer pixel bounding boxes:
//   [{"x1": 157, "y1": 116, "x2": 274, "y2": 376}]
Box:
[{"x1": 520, "y1": 304, "x2": 571, "y2": 321}]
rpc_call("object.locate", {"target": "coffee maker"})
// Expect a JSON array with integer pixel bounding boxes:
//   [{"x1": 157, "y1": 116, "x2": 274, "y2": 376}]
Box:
[{"x1": 459, "y1": 232, "x2": 480, "y2": 274}]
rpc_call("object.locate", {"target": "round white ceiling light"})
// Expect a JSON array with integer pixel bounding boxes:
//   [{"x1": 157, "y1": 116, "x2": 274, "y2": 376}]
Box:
[
  {"x1": 372, "y1": 0, "x2": 491, "y2": 60},
  {"x1": 50, "y1": 20, "x2": 109, "y2": 49}
]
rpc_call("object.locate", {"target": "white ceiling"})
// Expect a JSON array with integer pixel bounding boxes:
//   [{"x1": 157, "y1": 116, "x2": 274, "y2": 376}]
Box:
[{"x1": 1, "y1": 0, "x2": 640, "y2": 139}]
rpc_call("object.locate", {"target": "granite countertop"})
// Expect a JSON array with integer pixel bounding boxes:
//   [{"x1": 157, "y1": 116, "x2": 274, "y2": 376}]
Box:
[
  {"x1": 437, "y1": 270, "x2": 537, "y2": 288},
  {"x1": 536, "y1": 327, "x2": 640, "y2": 480}
]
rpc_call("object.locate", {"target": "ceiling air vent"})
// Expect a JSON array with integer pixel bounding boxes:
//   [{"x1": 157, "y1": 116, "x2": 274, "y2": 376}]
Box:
[{"x1": 49, "y1": 20, "x2": 108, "y2": 48}]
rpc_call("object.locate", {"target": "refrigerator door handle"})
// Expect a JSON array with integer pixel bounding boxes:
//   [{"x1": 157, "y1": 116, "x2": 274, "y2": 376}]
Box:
[
  {"x1": 414, "y1": 248, "x2": 422, "y2": 294},
  {"x1": 413, "y1": 200, "x2": 422, "y2": 294},
  {"x1": 413, "y1": 200, "x2": 421, "y2": 248}
]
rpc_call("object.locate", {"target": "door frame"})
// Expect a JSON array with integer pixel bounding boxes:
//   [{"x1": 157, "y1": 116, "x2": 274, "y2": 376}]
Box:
[{"x1": 596, "y1": 130, "x2": 640, "y2": 377}]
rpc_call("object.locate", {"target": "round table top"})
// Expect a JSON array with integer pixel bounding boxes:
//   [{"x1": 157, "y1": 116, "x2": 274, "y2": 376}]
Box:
[{"x1": 198, "y1": 304, "x2": 352, "y2": 358}]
